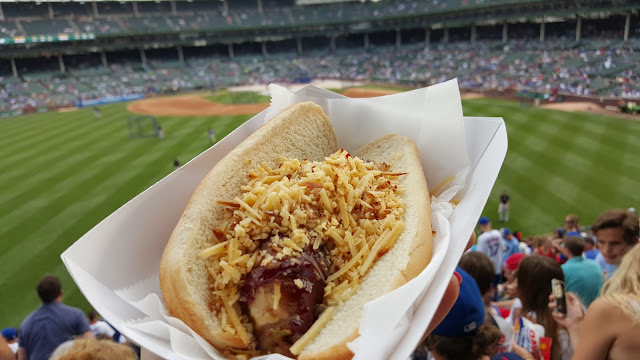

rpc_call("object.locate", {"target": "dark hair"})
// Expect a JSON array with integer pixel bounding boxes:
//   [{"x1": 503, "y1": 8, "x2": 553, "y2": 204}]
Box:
[
  {"x1": 517, "y1": 256, "x2": 564, "y2": 360},
  {"x1": 425, "y1": 324, "x2": 502, "y2": 360},
  {"x1": 563, "y1": 236, "x2": 585, "y2": 257},
  {"x1": 37, "y1": 275, "x2": 62, "y2": 303},
  {"x1": 584, "y1": 236, "x2": 595, "y2": 246},
  {"x1": 591, "y1": 209, "x2": 640, "y2": 246},
  {"x1": 88, "y1": 310, "x2": 98, "y2": 321},
  {"x1": 565, "y1": 214, "x2": 579, "y2": 226},
  {"x1": 459, "y1": 252, "x2": 495, "y2": 295}
]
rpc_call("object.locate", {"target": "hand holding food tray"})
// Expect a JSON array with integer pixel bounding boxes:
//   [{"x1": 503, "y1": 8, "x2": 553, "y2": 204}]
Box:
[{"x1": 61, "y1": 79, "x2": 507, "y2": 360}]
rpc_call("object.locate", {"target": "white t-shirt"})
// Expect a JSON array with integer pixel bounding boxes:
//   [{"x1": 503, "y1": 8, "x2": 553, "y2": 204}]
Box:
[
  {"x1": 8, "y1": 342, "x2": 18, "y2": 354},
  {"x1": 90, "y1": 320, "x2": 115, "y2": 338},
  {"x1": 476, "y1": 229, "x2": 505, "y2": 274}
]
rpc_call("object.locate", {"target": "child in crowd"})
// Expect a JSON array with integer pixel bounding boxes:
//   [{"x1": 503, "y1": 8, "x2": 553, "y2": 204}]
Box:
[{"x1": 517, "y1": 256, "x2": 572, "y2": 360}]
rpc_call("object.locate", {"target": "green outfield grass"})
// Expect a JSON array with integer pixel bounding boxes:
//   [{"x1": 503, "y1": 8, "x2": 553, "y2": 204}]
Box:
[
  {"x1": 2, "y1": 91, "x2": 640, "y2": 331},
  {"x1": 0, "y1": 99, "x2": 254, "y2": 328},
  {"x1": 207, "y1": 90, "x2": 271, "y2": 104}
]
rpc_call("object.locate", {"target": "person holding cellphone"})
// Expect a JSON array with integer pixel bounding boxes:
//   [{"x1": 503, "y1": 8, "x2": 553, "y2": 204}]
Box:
[{"x1": 549, "y1": 243, "x2": 640, "y2": 360}]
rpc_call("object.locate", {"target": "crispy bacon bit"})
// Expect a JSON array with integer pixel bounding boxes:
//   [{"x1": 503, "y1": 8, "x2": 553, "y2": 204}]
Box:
[
  {"x1": 432, "y1": 229, "x2": 437, "y2": 235},
  {"x1": 381, "y1": 172, "x2": 408, "y2": 176},
  {"x1": 303, "y1": 182, "x2": 323, "y2": 189},
  {"x1": 345, "y1": 153, "x2": 352, "y2": 159},
  {"x1": 212, "y1": 228, "x2": 225, "y2": 241},
  {"x1": 218, "y1": 201, "x2": 241, "y2": 208},
  {"x1": 377, "y1": 248, "x2": 390, "y2": 257}
]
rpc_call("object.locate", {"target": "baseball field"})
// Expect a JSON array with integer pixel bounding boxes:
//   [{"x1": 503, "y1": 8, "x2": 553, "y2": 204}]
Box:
[{"x1": 2, "y1": 86, "x2": 640, "y2": 329}]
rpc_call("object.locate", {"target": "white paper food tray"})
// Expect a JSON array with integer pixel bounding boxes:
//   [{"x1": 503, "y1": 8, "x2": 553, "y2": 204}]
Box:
[{"x1": 61, "y1": 80, "x2": 507, "y2": 360}]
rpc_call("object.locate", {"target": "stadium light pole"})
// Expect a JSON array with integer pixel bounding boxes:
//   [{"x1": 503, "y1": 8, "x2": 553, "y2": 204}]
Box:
[
  {"x1": 92, "y1": 1, "x2": 98, "y2": 17},
  {"x1": 0, "y1": 3, "x2": 4, "y2": 19},
  {"x1": 177, "y1": 45, "x2": 184, "y2": 63},
  {"x1": 58, "y1": 55, "x2": 65, "y2": 74},
  {"x1": 502, "y1": 22, "x2": 508, "y2": 42},
  {"x1": 10, "y1": 58, "x2": 17, "y2": 78},
  {"x1": 576, "y1": 15, "x2": 582, "y2": 42},
  {"x1": 48, "y1": 2, "x2": 53, "y2": 19},
  {"x1": 140, "y1": 49, "x2": 147, "y2": 65},
  {"x1": 425, "y1": 28, "x2": 430, "y2": 49},
  {"x1": 101, "y1": 51, "x2": 108, "y2": 68},
  {"x1": 228, "y1": 43, "x2": 234, "y2": 59},
  {"x1": 624, "y1": 13, "x2": 630, "y2": 41},
  {"x1": 540, "y1": 20, "x2": 545, "y2": 42},
  {"x1": 443, "y1": 28, "x2": 449, "y2": 43},
  {"x1": 170, "y1": 1, "x2": 177, "y2": 16},
  {"x1": 257, "y1": 0, "x2": 263, "y2": 14}
]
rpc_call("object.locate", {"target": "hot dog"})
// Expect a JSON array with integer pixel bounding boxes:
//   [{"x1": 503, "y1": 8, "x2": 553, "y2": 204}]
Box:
[{"x1": 159, "y1": 102, "x2": 432, "y2": 359}]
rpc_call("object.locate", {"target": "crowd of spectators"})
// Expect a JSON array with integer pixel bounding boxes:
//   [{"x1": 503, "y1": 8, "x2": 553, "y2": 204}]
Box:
[
  {"x1": 3, "y1": 208, "x2": 638, "y2": 360},
  {"x1": 425, "y1": 208, "x2": 640, "y2": 360},
  {"x1": 0, "y1": 0, "x2": 520, "y2": 37},
  {"x1": 1, "y1": 35, "x2": 640, "y2": 112}
]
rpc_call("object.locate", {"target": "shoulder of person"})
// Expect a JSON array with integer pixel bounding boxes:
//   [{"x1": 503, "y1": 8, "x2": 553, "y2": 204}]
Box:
[{"x1": 590, "y1": 298, "x2": 624, "y2": 319}]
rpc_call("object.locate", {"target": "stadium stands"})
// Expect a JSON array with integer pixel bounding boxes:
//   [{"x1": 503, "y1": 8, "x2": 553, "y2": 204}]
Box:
[{"x1": 0, "y1": 0, "x2": 639, "y2": 111}]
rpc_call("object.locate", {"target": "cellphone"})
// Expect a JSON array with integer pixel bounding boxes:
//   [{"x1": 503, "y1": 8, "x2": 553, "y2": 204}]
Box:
[{"x1": 552, "y1": 278, "x2": 567, "y2": 315}]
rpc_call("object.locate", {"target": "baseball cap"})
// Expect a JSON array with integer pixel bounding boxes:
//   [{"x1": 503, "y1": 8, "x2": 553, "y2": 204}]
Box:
[
  {"x1": 478, "y1": 216, "x2": 490, "y2": 226},
  {"x1": 1, "y1": 327, "x2": 17, "y2": 341},
  {"x1": 502, "y1": 227, "x2": 511, "y2": 237},
  {"x1": 432, "y1": 268, "x2": 484, "y2": 337},
  {"x1": 503, "y1": 253, "x2": 526, "y2": 271}
]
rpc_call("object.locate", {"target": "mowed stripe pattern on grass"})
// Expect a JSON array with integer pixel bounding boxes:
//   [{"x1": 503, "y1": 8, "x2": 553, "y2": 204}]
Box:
[
  {"x1": 463, "y1": 98, "x2": 640, "y2": 235},
  {"x1": 0, "y1": 103, "x2": 252, "y2": 327},
  {"x1": 2, "y1": 94, "x2": 640, "y2": 332}
]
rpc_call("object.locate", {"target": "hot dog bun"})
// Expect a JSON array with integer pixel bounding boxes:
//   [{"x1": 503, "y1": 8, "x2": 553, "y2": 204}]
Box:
[
  {"x1": 159, "y1": 102, "x2": 432, "y2": 358},
  {"x1": 298, "y1": 135, "x2": 432, "y2": 360}
]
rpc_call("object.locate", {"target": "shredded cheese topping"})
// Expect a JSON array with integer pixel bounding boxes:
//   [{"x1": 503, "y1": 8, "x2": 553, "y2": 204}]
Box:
[{"x1": 199, "y1": 149, "x2": 406, "y2": 343}]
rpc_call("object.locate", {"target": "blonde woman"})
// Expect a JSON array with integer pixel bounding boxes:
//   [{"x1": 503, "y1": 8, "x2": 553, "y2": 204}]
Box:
[{"x1": 549, "y1": 243, "x2": 640, "y2": 359}]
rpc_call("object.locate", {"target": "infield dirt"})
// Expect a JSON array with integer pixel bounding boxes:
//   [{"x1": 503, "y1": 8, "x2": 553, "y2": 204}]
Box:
[{"x1": 127, "y1": 88, "x2": 634, "y2": 120}]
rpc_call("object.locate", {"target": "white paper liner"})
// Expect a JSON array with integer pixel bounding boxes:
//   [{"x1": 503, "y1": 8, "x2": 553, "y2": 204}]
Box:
[{"x1": 61, "y1": 80, "x2": 508, "y2": 360}]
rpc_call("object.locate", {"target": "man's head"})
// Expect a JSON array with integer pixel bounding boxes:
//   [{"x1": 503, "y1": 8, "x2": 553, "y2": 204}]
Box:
[
  {"x1": 564, "y1": 214, "x2": 579, "y2": 232},
  {"x1": 501, "y1": 227, "x2": 512, "y2": 240},
  {"x1": 37, "y1": 275, "x2": 62, "y2": 304},
  {"x1": 584, "y1": 236, "x2": 595, "y2": 251},
  {"x1": 562, "y1": 236, "x2": 585, "y2": 259},
  {"x1": 592, "y1": 209, "x2": 640, "y2": 265},
  {"x1": 478, "y1": 216, "x2": 491, "y2": 232},
  {"x1": 459, "y1": 252, "x2": 495, "y2": 305},
  {"x1": 88, "y1": 310, "x2": 99, "y2": 323}
]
